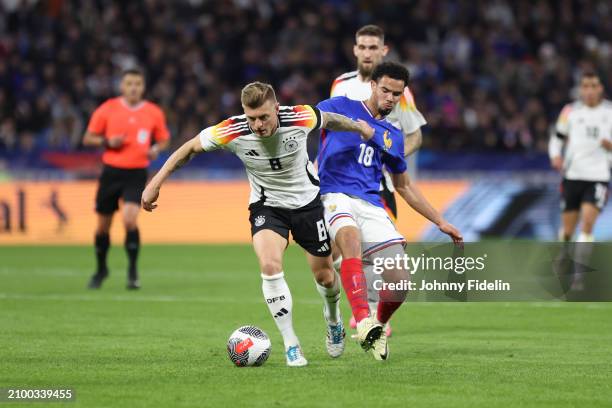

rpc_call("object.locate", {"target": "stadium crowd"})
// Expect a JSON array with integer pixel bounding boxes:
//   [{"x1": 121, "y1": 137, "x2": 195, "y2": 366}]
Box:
[{"x1": 0, "y1": 0, "x2": 610, "y2": 157}]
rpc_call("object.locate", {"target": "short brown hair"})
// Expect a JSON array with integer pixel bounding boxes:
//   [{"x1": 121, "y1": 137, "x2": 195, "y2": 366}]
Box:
[
  {"x1": 241, "y1": 82, "x2": 277, "y2": 108},
  {"x1": 356, "y1": 25, "x2": 384, "y2": 42},
  {"x1": 580, "y1": 70, "x2": 600, "y2": 81},
  {"x1": 121, "y1": 68, "x2": 145, "y2": 78}
]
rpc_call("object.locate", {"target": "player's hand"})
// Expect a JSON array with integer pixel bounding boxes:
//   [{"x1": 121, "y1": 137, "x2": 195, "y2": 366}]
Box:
[
  {"x1": 601, "y1": 139, "x2": 612, "y2": 152},
  {"x1": 148, "y1": 145, "x2": 160, "y2": 161},
  {"x1": 106, "y1": 135, "x2": 125, "y2": 149},
  {"x1": 141, "y1": 184, "x2": 160, "y2": 212},
  {"x1": 439, "y1": 220, "x2": 464, "y2": 247},
  {"x1": 356, "y1": 119, "x2": 375, "y2": 141},
  {"x1": 550, "y1": 156, "x2": 563, "y2": 171}
]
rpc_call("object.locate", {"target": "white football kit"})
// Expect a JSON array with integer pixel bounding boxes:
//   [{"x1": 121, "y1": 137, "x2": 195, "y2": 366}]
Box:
[
  {"x1": 199, "y1": 105, "x2": 322, "y2": 209},
  {"x1": 549, "y1": 99, "x2": 612, "y2": 182}
]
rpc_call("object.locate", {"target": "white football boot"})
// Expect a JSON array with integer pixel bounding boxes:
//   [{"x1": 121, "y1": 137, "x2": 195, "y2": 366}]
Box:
[
  {"x1": 325, "y1": 313, "x2": 345, "y2": 358},
  {"x1": 285, "y1": 344, "x2": 308, "y2": 367},
  {"x1": 355, "y1": 316, "x2": 383, "y2": 351}
]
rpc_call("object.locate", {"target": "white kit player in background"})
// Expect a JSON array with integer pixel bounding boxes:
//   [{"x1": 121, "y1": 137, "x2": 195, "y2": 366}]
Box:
[
  {"x1": 330, "y1": 24, "x2": 427, "y2": 335},
  {"x1": 141, "y1": 82, "x2": 377, "y2": 367},
  {"x1": 549, "y1": 71, "x2": 612, "y2": 289}
]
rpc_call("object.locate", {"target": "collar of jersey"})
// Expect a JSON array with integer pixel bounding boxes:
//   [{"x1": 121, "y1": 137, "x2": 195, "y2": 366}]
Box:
[{"x1": 360, "y1": 100, "x2": 388, "y2": 122}]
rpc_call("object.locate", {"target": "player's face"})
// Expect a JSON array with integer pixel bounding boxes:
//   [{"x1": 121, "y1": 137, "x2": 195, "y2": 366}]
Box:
[
  {"x1": 243, "y1": 99, "x2": 280, "y2": 137},
  {"x1": 120, "y1": 74, "x2": 145, "y2": 105},
  {"x1": 371, "y1": 76, "x2": 405, "y2": 116},
  {"x1": 354, "y1": 35, "x2": 388, "y2": 79},
  {"x1": 580, "y1": 77, "x2": 603, "y2": 107}
]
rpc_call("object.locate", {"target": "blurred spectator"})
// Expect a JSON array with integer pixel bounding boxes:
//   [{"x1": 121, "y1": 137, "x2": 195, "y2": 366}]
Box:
[{"x1": 0, "y1": 0, "x2": 610, "y2": 161}]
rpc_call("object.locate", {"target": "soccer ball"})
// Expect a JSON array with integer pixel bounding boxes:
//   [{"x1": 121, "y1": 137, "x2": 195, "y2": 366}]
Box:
[{"x1": 227, "y1": 326, "x2": 271, "y2": 367}]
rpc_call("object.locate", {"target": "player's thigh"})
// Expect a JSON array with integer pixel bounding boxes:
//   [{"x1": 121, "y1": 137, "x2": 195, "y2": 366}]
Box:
[
  {"x1": 122, "y1": 168, "x2": 147, "y2": 207},
  {"x1": 252, "y1": 229, "x2": 288, "y2": 275},
  {"x1": 95, "y1": 168, "x2": 122, "y2": 215},
  {"x1": 560, "y1": 179, "x2": 583, "y2": 213},
  {"x1": 290, "y1": 197, "x2": 331, "y2": 258},
  {"x1": 321, "y1": 193, "x2": 358, "y2": 243},
  {"x1": 582, "y1": 181, "x2": 608, "y2": 212},
  {"x1": 249, "y1": 203, "x2": 290, "y2": 274},
  {"x1": 357, "y1": 200, "x2": 405, "y2": 260}
]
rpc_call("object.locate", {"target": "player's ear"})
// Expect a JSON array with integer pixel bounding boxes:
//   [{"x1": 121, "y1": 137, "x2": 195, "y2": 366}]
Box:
[
  {"x1": 382, "y1": 45, "x2": 389, "y2": 56},
  {"x1": 274, "y1": 102, "x2": 280, "y2": 113},
  {"x1": 353, "y1": 44, "x2": 359, "y2": 58}
]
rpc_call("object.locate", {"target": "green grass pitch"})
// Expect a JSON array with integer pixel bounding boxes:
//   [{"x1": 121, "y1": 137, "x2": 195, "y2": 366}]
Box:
[{"x1": 1, "y1": 245, "x2": 611, "y2": 407}]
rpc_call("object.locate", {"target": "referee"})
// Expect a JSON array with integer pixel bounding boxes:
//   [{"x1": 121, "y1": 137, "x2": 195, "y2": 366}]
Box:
[{"x1": 83, "y1": 68, "x2": 170, "y2": 289}]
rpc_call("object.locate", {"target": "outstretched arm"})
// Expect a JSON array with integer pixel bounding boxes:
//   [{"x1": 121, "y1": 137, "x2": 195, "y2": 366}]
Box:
[
  {"x1": 320, "y1": 111, "x2": 374, "y2": 140},
  {"x1": 141, "y1": 135, "x2": 203, "y2": 211},
  {"x1": 391, "y1": 171, "x2": 463, "y2": 245}
]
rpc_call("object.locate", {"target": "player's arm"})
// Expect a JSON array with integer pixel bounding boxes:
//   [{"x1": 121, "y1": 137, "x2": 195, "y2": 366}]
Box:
[
  {"x1": 82, "y1": 131, "x2": 125, "y2": 149},
  {"x1": 82, "y1": 104, "x2": 124, "y2": 149},
  {"x1": 320, "y1": 111, "x2": 374, "y2": 140},
  {"x1": 391, "y1": 171, "x2": 463, "y2": 245},
  {"x1": 404, "y1": 128, "x2": 422, "y2": 157},
  {"x1": 141, "y1": 136, "x2": 203, "y2": 211},
  {"x1": 149, "y1": 108, "x2": 172, "y2": 160},
  {"x1": 548, "y1": 131, "x2": 566, "y2": 171},
  {"x1": 549, "y1": 105, "x2": 571, "y2": 171}
]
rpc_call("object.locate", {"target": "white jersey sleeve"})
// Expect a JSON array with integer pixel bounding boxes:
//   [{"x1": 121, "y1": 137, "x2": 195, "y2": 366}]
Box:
[
  {"x1": 330, "y1": 71, "x2": 359, "y2": 98},
  {"x1": 556, "y1": 100, "x2": 612, "y2": 181},
  {"x1": 198, "y1": 115, "x2": 250, "y2": 152},
  {"x1": 555, "y1": 104, "x2": 572, "y2": 136}
]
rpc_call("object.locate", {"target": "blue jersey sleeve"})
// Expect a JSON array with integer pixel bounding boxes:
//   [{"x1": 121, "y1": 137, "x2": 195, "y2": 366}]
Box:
[
  {"x1": 383, "y1": 153, "x2": 407, "y2": 174},
  {"x1": 317, "y1": 96, "x2": 350, "y2": 114}
]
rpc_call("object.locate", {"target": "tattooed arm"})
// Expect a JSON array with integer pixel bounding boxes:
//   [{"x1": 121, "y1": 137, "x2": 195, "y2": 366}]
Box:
[
  {"x1": 320, "y1": 111, "x2": 375, "y2": 140},
  {"x1": 141, "y1": 136, "x2": 203, "y2": 211}
]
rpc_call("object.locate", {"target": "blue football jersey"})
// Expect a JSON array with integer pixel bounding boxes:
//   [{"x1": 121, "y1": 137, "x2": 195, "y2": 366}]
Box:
[{"x1": 317, "y1": 96, "x2": 407, "y2": 207}]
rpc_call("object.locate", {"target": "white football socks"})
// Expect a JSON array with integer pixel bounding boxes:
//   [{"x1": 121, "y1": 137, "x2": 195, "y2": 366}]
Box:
[
  {"x1": 262, "y1": 272, "x2": 299, "y2": 349},
  {"x1": 315, "y1": 272, "x2": 341, "y2": 324}
]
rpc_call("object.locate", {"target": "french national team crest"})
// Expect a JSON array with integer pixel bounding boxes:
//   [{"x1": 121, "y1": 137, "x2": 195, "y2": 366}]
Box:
[
  {"x1": 254, "y1": 215, "x2": 266, "y2": 227},
  {"x1": 383, "y1": 130, "x2": 392, "y2": 151}
]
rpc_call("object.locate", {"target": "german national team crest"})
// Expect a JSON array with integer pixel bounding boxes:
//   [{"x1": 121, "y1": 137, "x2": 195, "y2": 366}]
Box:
[
  {"x1": 254, "y1": 215, "x2": 266, "y2": 227},
  {"x1": 328, "y1": 204, "x2": 337, "y2": 212},
  {"x1": 283, "y1": 136, "x2": 298, "y2": 153}
]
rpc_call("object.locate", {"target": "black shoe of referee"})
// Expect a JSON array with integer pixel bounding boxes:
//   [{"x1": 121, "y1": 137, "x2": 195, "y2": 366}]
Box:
[{"x1": 88, "y1": 270, "x2": 108, "y2": 289}]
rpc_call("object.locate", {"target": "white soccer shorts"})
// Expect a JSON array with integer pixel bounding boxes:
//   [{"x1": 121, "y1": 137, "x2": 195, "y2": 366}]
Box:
[{"x1": 321, "y1": 192, "x2": 405, "y2": 259}]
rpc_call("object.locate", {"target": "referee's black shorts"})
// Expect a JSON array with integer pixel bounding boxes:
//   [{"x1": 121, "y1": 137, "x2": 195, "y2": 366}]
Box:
[{"x1": 95, "y1": 165, "x2": 148, "y2": 214}]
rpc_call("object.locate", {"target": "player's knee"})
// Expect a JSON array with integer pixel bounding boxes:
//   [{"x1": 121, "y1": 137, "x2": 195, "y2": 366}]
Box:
[
  {"x1": 96, "y1": 226, "x2": 110, "y2": 235},
  {"x1": 314, "y1": 266, "x2": 335, "y2": 287},
  {"x1": 260, "y1": 259, "x2": 282, "y2": 275},
  {"x1": 335, "y1": 228, "x2": 361, "y2": 259},
  {"x1": 124, "y1": 219, "x2": 139, "y2": 230}
]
